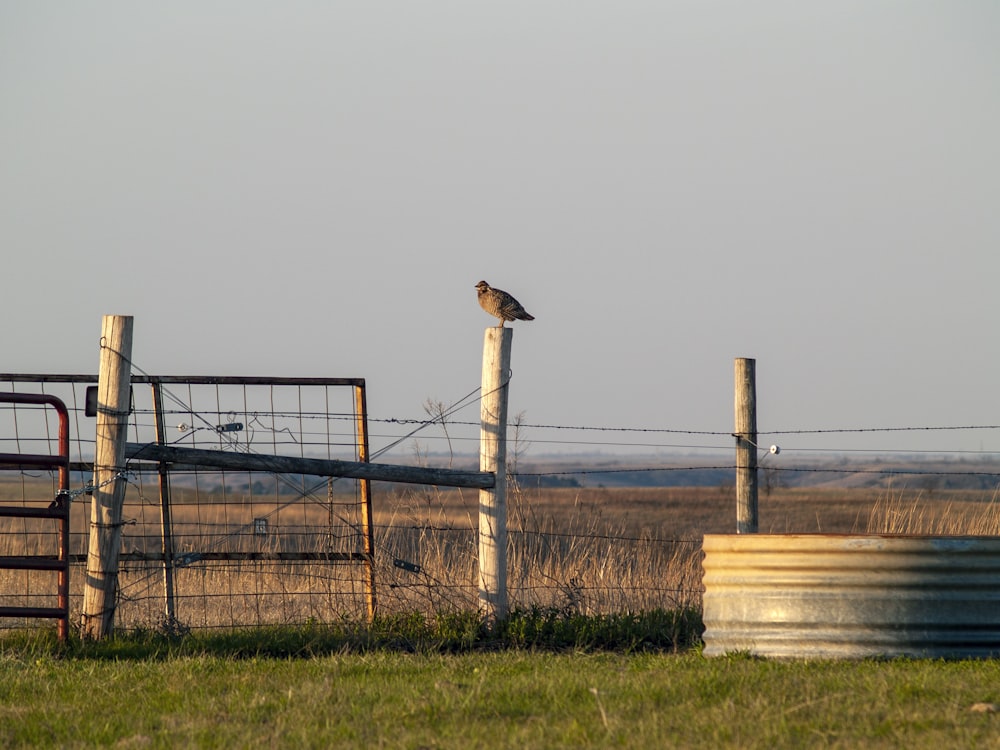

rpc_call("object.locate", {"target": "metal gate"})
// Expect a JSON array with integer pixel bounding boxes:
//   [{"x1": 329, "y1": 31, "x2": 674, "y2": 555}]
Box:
[
  {"x1": 0, "y1": 393, "x2": 71, "y2": 640},
  {"x1": 1, "y1": 374, "x2": 378, "y2": 631}
]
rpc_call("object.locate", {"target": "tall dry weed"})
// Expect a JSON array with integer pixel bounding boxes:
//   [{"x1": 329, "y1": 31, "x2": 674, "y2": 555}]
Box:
[
  {"x1": 866, "y1": 484, "x2": 1000, "y2": 535},
  {"x1": 6, "y1": 473, "x2": 705, "y2": 633}
]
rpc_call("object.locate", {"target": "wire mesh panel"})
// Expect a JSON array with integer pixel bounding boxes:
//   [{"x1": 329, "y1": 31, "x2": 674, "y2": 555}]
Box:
[
  {"x1": 366, "y1": 483, "x2": 706, "y2": 618},
  {"x1": 9, "y1": 373, "x2": 997, "y2": 637},
  {"x1": 0, "y1": 375, "x2": 374, "y2": 633},
  {"x1": 0, "y1": 499, "x2": 67, "y2": 626}
]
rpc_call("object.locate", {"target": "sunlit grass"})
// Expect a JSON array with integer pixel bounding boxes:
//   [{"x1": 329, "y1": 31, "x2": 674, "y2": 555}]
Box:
[
  {"x1": 3, "y1": 646, "x2": 1000, "y2": 749},
  {"x1": 867, "y1": 484, "x2": 1000, "y2": 535}
]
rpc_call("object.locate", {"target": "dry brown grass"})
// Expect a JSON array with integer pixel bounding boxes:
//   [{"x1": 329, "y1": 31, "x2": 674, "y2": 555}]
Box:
[
  {"x1": 865, "y1": 483, "x2": 1000, "y2": 535},
  {"x1": 375, "y1": 479, "x2": 705, "y2": 617},
  {"x1": 3, "y1": 474, "x2": 1000, "y2": 632}
]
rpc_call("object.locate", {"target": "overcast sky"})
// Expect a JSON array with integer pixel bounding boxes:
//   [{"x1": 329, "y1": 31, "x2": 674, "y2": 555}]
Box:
[{"x1": 2, "y1": 2, "x2": 999, "y2": 459}]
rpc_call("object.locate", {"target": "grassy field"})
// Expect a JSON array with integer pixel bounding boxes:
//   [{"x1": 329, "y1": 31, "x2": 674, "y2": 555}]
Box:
[
  {"x1": 4, "y1": 640, "x2": 1000, "y2": 749},
  {"x1": 5, "y1": 476, "x2": 1000, "y2": 747}
]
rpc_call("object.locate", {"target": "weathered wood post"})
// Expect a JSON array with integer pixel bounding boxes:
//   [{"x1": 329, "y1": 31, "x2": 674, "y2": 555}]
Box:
[
  {"x1": 479, "y1": 326, "x2": 512, "y2": 623},
  {"x1": 81, "y1": 315, "x2": 133, "y2": 638},
  {"x1": 734, "y1": 357, "x2": 759, "y2": 533}
]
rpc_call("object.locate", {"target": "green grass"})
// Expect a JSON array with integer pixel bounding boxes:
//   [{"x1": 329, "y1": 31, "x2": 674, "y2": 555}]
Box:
[
  {"x1": 3, "y1": 616, "x2": 1000, "y2": 749},
  {"x1": 4, "y1": 649, "x2": 1000, "y2": 749}
]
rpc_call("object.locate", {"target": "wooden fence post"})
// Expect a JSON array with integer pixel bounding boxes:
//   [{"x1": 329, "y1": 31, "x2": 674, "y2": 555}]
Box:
[
  {"x1": 81, "y1": 315, "x2": 133, "y2": 638},
  {"x1": 479, "y1": 327, "x2": 512, "y2": 624},
  {"x1": 735, "y1": 357, "x2": 759, "y2": 534}
]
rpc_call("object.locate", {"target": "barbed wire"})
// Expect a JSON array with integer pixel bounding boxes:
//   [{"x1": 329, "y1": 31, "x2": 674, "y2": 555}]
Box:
[
  {"x1": 372, "y1": 417, "x2": 1000, "y2": 437},
  {"x1": 6, "y1": 372, "x2": 1000, "y2": 462},
  {"x1": 6, "y1": 369, "x2": 1000, "y2": 528},
  {"x1": 9, "y1": 367, "x2": 1000, "y2": 634},
  {"x1": 5, "y1": 370, "x2": 1000, "y2": 436},
  {"x1": 512, "y1": 464, "x2": 1000, "y2": 480}
]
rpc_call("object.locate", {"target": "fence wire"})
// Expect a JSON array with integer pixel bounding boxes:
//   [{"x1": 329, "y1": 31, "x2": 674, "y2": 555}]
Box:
[
  {"x1": 0, "y1": 476, "x2": 705, "y2": 632},
  {"x1": 3, "y1": 374, "x2": 1000, "y2": 635}
]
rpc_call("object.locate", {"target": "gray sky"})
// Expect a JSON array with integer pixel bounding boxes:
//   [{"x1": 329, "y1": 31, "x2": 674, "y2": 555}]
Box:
[{"x1": 3, "y1": 2, "x2": 999, "y2": 458}]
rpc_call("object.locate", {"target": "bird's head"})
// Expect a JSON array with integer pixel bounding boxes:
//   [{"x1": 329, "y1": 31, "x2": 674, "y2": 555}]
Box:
[{"x1": 475, "y1": 280, "x2": 490, "y2": 291}]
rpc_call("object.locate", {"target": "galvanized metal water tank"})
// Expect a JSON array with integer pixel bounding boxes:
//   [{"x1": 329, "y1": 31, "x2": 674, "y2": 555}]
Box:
[{"x1": 702, "y1": 534, "x2": 1000, "y2": 659}]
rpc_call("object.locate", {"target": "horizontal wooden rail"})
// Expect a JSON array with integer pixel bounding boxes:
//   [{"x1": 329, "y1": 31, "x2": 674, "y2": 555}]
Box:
[{"x1": 124, "y1": 442, "x2": 495, "y2": 489}]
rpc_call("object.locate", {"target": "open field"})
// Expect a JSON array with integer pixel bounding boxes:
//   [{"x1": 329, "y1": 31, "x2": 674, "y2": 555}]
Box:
[
  {"x1": 5, "y1": 475, "x2": 1000, "y2": 748},
  {"x1": 3, "y1": 645, "x2": 1000, "y2": 749},
  {"x1": 380, "y1": 479, "x2": 1000, "y2": 550}
]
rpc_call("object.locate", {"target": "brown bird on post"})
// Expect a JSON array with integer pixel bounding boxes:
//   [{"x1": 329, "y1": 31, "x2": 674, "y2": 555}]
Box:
[{"x1": 475, "y1": 281, "x2": 535, "y2": 327}]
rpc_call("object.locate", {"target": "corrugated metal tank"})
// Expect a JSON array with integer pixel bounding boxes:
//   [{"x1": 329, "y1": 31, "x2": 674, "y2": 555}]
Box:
[{"x1": 702, "y1": 534, "x2": 1000, "y2": 659}]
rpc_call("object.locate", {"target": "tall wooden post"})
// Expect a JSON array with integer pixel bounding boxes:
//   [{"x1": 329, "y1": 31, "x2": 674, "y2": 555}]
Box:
[
  {"x1": 81, "y1": 315, "x2": 133, "y2": 638},
  {"x1": 479, "y1": 327, "x2": 512, "y2": 624},
  {"x1": 734, "y1": 357, "x2": 758, "y2": 534}
]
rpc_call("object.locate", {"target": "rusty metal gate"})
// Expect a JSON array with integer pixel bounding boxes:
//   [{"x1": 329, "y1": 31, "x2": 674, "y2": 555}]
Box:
[
  {"x1": 0, "y1": 393, "x2": 71, "y2": 640},
  {"x1": 1, "y1": 374, "x2": 379, "y2": 632}
]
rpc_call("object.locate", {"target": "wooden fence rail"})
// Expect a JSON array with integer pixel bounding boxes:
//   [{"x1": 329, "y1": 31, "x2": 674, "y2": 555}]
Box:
[{"x1": 124, "y1": 443, "x2": 495, "y2": 489}]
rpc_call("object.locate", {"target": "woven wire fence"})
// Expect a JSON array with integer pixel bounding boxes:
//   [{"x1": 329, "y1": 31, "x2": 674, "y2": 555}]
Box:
[
  {"x1": 0, "y1": 472, "x2": 703, "y2": 632},
  {"x1": 0, "y1": 376, "x2": 377, "y2": 632},
  {"x1": 1, "y1": 375, "x2": 703, "y2": 635}
]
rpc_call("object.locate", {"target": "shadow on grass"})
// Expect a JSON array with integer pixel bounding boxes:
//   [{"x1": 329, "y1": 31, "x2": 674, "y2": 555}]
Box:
[{"x1": 1, "y1": 607, "x2": 704, "y2": 661}]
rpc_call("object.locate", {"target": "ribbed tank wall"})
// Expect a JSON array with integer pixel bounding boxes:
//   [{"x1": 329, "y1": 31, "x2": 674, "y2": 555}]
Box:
[{"x1": 702, "y1": 534, "x2": 1000, "y2": 659}]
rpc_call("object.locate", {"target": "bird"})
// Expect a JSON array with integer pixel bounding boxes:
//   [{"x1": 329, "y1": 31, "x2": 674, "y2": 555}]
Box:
[{"x1": 475, "y1": 280, "x2": 535, "y2": 327}]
